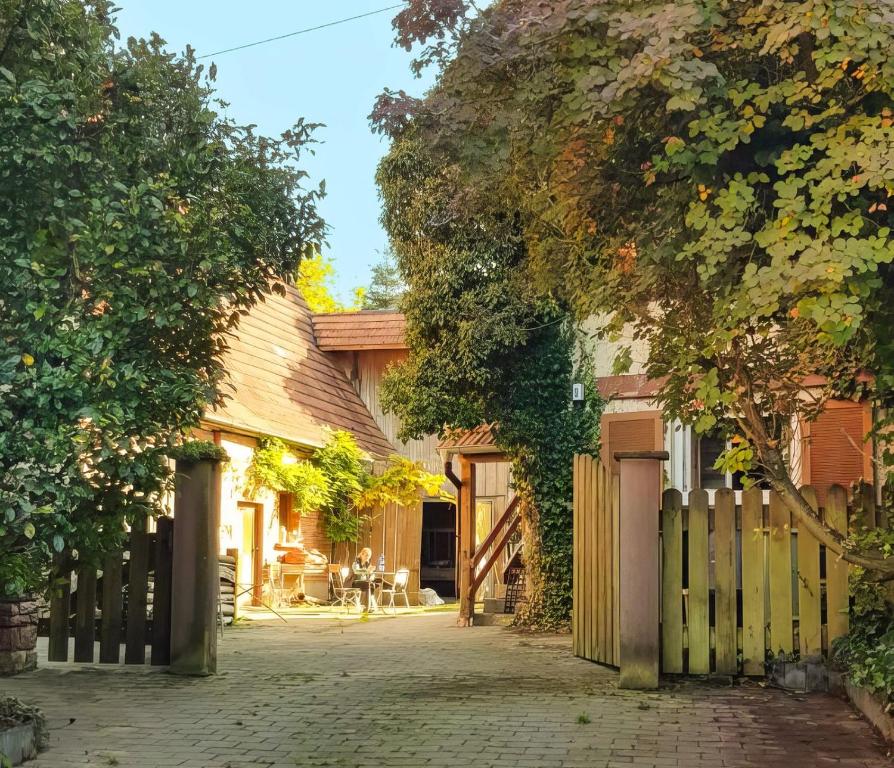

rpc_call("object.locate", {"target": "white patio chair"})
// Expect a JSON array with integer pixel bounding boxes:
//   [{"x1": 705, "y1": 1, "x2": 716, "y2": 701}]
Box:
[
  {"x1": 329, "y1": 564, "x2": 361, "y2": 612},
  {"x1": 379, "y1": 568, "x2": 411, "y2": 614}
]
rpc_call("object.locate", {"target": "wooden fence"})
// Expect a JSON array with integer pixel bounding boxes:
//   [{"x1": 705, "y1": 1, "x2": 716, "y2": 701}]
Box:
[
  {"x1": 661, "y1": 484, "x2": 880, "y2": 676},
  {"x1": 573, "y1": 450, "x2": 885, "y2": 676},
  {"x1": 44, "y1": 516, "x2": 174, "y2": 665},
  {"x1": 572, "y1": 455, "x2": 620, "y2": 666}
]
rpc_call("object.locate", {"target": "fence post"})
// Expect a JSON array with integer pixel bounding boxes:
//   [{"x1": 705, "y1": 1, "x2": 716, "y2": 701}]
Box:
[
  {"x1": 151, "y1": 516, "x2": 174, "y2": 666},
  {"x1": 170, "y1": 457, "x2": 222, "y2": 675},
  {"x1": 616, "y1": 451, "x2": 667, "y2": 690},
  {"x1": 47, "y1": 556, "x2": 71, "y2": 662}
]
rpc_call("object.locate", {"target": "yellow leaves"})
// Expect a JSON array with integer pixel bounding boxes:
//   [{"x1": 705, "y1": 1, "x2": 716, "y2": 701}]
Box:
[
  {"x1": 698, "y1": 184, "x2": 711, "y2": 201},
  {"x1": 692, "y1": 46, "x2": 704, "y2": 58},
  {"x1": 603, "y1": 126, "x2": 615, "y2": 145},
  {"x1": 21, "y1": 353, "x2": 34, "y2": 366}
]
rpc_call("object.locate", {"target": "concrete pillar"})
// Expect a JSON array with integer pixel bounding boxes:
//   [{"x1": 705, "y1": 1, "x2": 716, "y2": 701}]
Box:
[
  {"x1": 170, "y1": 458, "x2": 221, "y2": 676},
  {"x1": 616, "y1": 451, "x2": 667, "y2": 690}
]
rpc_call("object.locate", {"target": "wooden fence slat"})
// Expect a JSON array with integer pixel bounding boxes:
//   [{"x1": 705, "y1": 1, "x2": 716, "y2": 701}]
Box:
[
  {"x1": 125, "y1": 528, "x2": 151, "y2": 664},
  {"x1": 598, "y1": 459, "x2": 609, "y2": 663},
  {"x1": 612, "y1": 471, "x2": 621, "y2": 665},
  {"x1": 825, "y1": 484, "x2": 850, "y2": 646},
  {"x1": 714, "y1": 488, "x2": 737, "y2": 675},
  {"x1": 73, "y1": 565, "x2": 97, "y2": 663},
  {"x1": 580, "y1": 459, "x2": 593, "y2": 661},
  {"x1": 47, "y1": 559, "x2": 71, "y2": 662},
  {"x1": 741, "y1": 487, "x2": 766, "y2": 675},
  {"x1": 661, "y1": 489, "x2": 684, "y2": 674},
  {"x1": 797, "y1": 486, "x2": 822, "y2": 659},
  {"x1": 99, "y1": 551, "x2": 124, "y2": 663},
  {"x1": 151, "y1": 517, "x2": 174, "y2": 666},
  {"x1": 768, "y1": 491, "x2": 794, "y2": 656},
  {"x1": 687, "y1": 489, "x2": 710, "y2": 674},
  {"x1": 589, "y1": 456, "x2": 599, "y2": 661},
  {"x1": 572, "y1": 455, "x2": 580, "y2": 658}
]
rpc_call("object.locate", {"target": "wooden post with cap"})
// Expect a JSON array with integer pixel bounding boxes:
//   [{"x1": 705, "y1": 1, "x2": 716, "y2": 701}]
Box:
[{"x1": 615, "y1": 450, "x2": 667, "y2": 689}]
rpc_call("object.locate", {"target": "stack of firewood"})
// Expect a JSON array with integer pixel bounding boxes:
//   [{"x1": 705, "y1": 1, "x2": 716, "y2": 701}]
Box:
[{"x1": 218, "y1": 555, "x2": 236, "y2": 625}]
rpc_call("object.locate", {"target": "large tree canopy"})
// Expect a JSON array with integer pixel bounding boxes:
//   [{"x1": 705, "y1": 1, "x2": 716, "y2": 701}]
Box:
[
  {"x1": 375, "y1": 0, "x2": 894, "y2": 577},
  {"x1": 0, "y1": 0, "x2": 325, "y2": 594},
  {"x1": 377, "y1": 135, "x2": 602, "y2": 627}
]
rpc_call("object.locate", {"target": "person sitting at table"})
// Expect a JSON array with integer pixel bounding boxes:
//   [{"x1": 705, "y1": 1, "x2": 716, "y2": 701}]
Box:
[{"x1": 351, "y1": 547, "x2": 375, "y2": 614}]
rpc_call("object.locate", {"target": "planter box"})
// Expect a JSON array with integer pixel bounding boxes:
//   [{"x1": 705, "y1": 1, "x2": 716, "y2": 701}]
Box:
[
  {"x1": 844, "y1": 679, "x2": 894, "y2": 745},
  {"x1": 0, "y1": 598, "x2": 38, "y2": 677},
  {"x1": 0, "y1": 722, "x2": 38, "y2": 766}
]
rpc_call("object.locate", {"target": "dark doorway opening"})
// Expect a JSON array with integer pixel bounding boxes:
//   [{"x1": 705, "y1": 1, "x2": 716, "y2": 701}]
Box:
[{"x1": 420, "y1": 501, "x2": 456, "y2": 598}]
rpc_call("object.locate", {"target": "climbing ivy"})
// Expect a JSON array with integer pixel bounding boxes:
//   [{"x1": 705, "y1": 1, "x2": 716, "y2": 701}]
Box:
[
  {"x1": 832, "y1": 570, "x2": 894, "y2": 704},
  {"x1": 377, "y1": 136, "x2": 602, "y2": 629}
]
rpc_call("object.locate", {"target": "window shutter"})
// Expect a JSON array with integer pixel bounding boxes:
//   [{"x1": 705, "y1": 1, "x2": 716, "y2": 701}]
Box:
[
  {"x1": 602, "y1": 412, "x2": 663, "y2": 474},
  {"x1": 804, "y1": 402, "x2": 871, "y2": 505}
]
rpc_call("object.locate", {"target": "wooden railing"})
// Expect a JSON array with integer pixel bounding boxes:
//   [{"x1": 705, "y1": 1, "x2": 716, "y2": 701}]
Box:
[{"x1": 471, "y1": 495, "x2": 520, "y2": 595}]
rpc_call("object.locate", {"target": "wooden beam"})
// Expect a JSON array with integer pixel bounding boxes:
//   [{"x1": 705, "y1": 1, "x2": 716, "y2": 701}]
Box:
[
  {"x1": 463, "y1": 452, "x2": 507, "y2": 464},
  {"x1": 457, "y1": 455, "x2": 476, "y2": 626},
  {"x1": 472, "y1": 496, "x2": 519, "y2": 568}
]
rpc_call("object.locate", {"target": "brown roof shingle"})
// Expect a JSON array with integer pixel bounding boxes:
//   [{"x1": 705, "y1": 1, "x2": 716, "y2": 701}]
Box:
[
  {"x1": 312, "y1": 310, "x2": 407, "y2": 351},
  {"x1": 438, "y1": 424, "x2": 497, "y2": 451},
  {"x1": 206, "y1": 284, "x2": 394, "y2": 457}
]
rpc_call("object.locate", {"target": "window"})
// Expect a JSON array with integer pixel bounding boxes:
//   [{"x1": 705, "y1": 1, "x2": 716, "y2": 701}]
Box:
[
  {"x1": 601, "y1": 412, "x2": 664, "y2": 474},
  {"x1": 802, "y1": 401, "x2": 872, "y2": 504}
]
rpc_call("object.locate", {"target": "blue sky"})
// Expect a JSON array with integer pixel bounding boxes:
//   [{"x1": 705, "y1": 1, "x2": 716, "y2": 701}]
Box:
[{"x1": 114, "y1": 2, "x2": 433, "y2": 301}]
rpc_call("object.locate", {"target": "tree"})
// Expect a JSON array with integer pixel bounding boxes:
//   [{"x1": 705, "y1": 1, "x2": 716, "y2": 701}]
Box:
[
  {"x1": 0, "y1": 0, "x2": 326, "y2": 595},
  {"x1": 375, "y1": 0, "x2": 894, "y2": 579},
  {"x1": 296, "y1": 251, "x2": 365, "y2": 313},
  {"x1": 362, "y1": 249, "x2": 405, "y2": 310},
  {"x1": 376, "y1": 136, "x2": 602, "y2": 627}
]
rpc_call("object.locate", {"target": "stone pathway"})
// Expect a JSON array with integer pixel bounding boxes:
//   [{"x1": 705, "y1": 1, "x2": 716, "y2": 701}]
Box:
[{"x1": 1, "y1": 612, "x2": 890, "y2": 767}]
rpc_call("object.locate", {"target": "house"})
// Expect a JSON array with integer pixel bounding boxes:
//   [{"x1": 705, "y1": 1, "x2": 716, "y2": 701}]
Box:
[
  {"x1": 193, "y1": 288, "x2": 513, "y2": 608},
  {"x1": 586, "y1": 318, "x2": 877, "y2": 504},
  {"x1": 191, "y1": 284, "x2": 395, "y2": 604},
  {"x1": 312, "y1": 310, "x2": 513, "y2": 600}
]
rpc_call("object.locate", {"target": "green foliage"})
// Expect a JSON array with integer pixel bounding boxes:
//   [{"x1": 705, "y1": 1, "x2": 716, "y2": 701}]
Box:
[
  {"x1": 168, "y1": 441, "x2": 229, "y2": 465},
  {"x1": 361, "y1": 249, "x2": 405, "y2": 310},
  {"x1": 248, "y1": 438, "x2": 330, "y2": 517},
  {"x1": 355, "y1": 456, "x2": 445, "y2": 511},
  {"x1": 377, "y1": 135, "x2": 602, "y2": 628},
  {"x1": 377, "y1": 0, "x2": 894, "y2": 576},
  {"x1": 832, "y1": 570, "x2": 894, "y2": 704},
  {"x1": 0, "y1": 0, "x2": 325, "y2": 596},
  {"x1": 312, "y1": 430, "x2": 369, "y2": 544},
  {"x1": 249, "y1": 432, "x2": 442, "y2": 544}
]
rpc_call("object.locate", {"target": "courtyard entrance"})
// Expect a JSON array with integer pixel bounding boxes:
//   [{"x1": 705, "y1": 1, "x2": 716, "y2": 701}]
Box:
[{"x1": 3, "y1": 612, "x2": 889, "y2": 768}]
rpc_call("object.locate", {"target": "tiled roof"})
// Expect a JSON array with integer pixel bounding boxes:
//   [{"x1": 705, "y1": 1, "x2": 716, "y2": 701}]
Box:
[
  {"x1": 438, "y1": 424, "x2": 497, "y2": 451},
  {"x1": 312, "y1": 310, "x2": 407, "y2": 351},
  {"x1": 596, "y1": 374, "x2": 664, "y2": 400},
  {"x1": 206, "y1": 284, "x2": 394, "y2": 457}
]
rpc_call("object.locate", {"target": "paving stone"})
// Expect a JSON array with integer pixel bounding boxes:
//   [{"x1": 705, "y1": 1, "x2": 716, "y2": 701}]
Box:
[{"x1": 1, "y1": 613, "x2": 889, "y2": 767}]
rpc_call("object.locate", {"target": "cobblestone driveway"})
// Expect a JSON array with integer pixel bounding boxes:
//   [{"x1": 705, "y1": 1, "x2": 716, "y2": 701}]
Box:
[{"x1": 2, "y1": 612, "x2": 890, "y2": 768}]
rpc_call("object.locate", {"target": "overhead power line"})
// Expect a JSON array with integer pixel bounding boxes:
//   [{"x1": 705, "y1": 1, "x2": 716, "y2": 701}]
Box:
[{"x1": 197, "y1": 4, "x2": 407, "y2": 59}]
